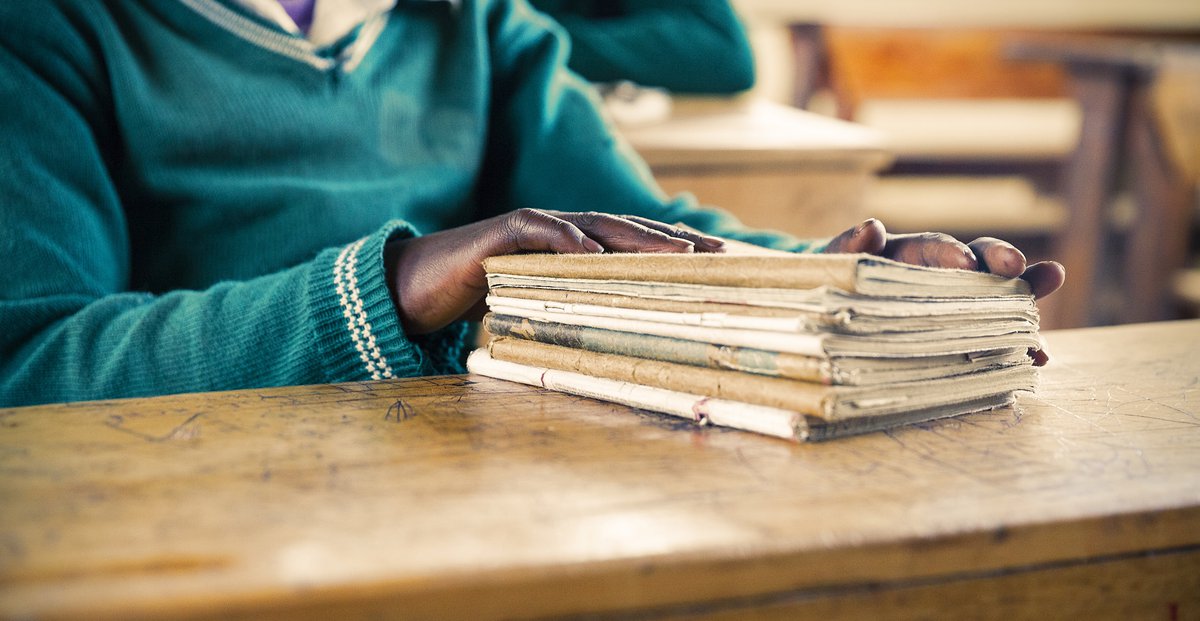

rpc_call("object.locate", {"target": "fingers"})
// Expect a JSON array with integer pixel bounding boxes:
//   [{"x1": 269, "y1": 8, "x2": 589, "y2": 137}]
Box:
[
  {"x1": 824, "y1": 218, "x2": 886, "y2": 255},
  {"x1": 1020, "y1": 261, "x2": 1067, "y2": 300},
  {"x1": 1028, "y1": 334, "x2": 1051, "y2": 367},
  {"x1": 615, "y1": 216, "x2": 726, "y2": 252},
  {"x1": 498, "y1": 209, "x2": 605, "y2": 255},
  {"x1": 552, "y1": 211, "x2": 699, "y2": 254},
  {"x1": 967, "y1": 237, "x2": 1065, "y2": 299},
  {"x1": 493, "y1": 209, "x2": 704, "y2": 256},
  {"x1": 884, "y1": 232, "x2": 978, "y2": 270},
  {"x1": 563, "y1": 212, "x2": 696, "y2": 253},
  {"x1": 967, "y1": 237, "x2": 1026, "y2": 278}
]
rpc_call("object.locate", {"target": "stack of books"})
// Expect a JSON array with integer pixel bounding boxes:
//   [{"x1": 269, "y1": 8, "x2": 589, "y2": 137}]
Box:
[{"x1": 466, "y1": 248, "x2": 1040, "y2": 441}]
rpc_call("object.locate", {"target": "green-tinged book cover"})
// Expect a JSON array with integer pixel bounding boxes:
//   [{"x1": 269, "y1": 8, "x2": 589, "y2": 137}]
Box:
[{"x1": 483, "y1": 312, "x2": 833, "y2": 383}]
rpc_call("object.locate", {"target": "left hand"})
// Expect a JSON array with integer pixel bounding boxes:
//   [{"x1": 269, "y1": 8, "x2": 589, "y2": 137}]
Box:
[{"x1": 824, "y1": 219, "x2": 1066, "y2": 300}]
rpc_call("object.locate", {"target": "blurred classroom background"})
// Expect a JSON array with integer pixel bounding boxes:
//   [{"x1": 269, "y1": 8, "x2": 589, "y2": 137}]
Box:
[{"x1": 615, "y1": 0, "x2": 1200, "y2": 330}]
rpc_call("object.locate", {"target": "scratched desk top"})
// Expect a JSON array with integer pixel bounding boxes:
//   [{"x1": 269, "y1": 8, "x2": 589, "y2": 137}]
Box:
[{"x1": 1, "y1": 321, "x2": 1198, "y2": 620}]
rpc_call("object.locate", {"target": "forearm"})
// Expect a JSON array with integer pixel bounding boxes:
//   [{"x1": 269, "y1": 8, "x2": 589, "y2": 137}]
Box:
[{"x1": 1, "y1": 222, "x2": 466, "y2": 407}]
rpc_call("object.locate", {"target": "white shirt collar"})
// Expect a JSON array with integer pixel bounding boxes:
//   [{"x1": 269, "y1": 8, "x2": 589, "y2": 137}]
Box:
[{"x1": 233, "y1": 0, "x2": 398, "y2": 47}]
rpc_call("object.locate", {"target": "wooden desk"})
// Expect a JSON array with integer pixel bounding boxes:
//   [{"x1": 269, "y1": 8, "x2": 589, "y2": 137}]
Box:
[
  {"x1": 2, "y1": 321, "x2": 1199, "y2": 620},
  {"x1": 621, "y1": 99, "x2": 891, "y2": 238}
]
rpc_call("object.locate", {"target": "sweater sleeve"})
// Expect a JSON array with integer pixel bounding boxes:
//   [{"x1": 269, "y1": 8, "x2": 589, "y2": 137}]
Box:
[
  {"x1": 531, "y1": 0, "x2": 755, "y2": 94},
  {"x1": 0, "y1": 12, "x2": 462, "y2": 407},
  {"x1": 480, "y1": 0, "x2": 820, "y2": 252}
]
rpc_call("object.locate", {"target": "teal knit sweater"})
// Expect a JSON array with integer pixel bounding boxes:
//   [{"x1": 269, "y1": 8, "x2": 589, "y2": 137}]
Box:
[
  {"x1": 528, "y1": 0, "x2": 755, "y2": 93},
  {"x1": 0, "y1": 0, "x2": 810, "y2": 407}
]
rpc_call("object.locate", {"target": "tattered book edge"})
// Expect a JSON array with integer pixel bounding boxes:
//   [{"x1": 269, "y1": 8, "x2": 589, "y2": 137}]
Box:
[
  {"x1": 467, "y1": 348, "x2": 807, "y2": 441},
  {"x1": 467, "y1": 349, "x2": 1023, "y2": 442}
]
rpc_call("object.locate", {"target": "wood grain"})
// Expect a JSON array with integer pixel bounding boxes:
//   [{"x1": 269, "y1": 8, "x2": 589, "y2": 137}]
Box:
[{"x1": 2, "y1": 321, "x2": 1199, "y2": 620}]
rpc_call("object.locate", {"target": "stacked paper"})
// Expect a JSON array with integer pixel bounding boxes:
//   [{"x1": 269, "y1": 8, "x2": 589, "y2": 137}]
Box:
[{"x1": 467, "y1": 250, "x2": 1039, "y2": 441}]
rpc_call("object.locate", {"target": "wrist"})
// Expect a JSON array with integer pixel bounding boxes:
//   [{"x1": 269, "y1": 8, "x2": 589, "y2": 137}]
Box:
[{"x1": 383, "y1": 236, "x2": 414, "y2": 332}]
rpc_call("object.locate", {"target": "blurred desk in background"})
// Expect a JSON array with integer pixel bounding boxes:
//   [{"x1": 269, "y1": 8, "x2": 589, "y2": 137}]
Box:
[
  {"x1": 1007, "y1": 37, "x2": 1198, "y2": 327},
  {"x1": 784, "y1": 23, "x2": 1198, "y2": 328},
  {"x1": 734, "y1": 0, "x2": 1200, "y2": 30},
  {"x1": 3, "y1": 321, "x2": 1200, "y2": 620},
  {"x1": 621, "y1": 99, "x2": 891, "y2": 239}
]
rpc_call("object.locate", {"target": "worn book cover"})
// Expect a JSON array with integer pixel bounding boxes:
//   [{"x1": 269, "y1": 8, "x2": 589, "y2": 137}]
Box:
[
  {"x1": 482, "y1": 252, "x2": 1033, "y2": 298},
  {"x1": 485, "y1": 285, "x2": 1040, "y2": 335},
  {"x1": 484, "y1": 297, "x2": 1040, "y2": 357},
  {"x1": 484, "y1": 337, "x2": 1036, "y2": 421},
  {"x1": 466, "y1": 349, "x2": 1020, "y2": 442},
  {"x1": 483, "y1": 313, "x2": 1031, "y2": 386}
]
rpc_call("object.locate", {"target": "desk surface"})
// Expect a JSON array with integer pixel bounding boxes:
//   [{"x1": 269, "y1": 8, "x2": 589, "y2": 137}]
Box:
[
  {"x1": 621, "y1": 99, "x2": 889, "y2": 170},
  {"x1": 2, "y1": 321, "x2": 1199, "y2": 620}
]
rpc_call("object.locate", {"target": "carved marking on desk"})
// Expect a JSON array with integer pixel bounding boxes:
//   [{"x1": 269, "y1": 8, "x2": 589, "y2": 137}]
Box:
[
  {"x1": 103, "y1": 412, "x2": 205, "y2": 443},
  {"x1": 385, "y1": 400, "x2": 417, "y2": 423}
]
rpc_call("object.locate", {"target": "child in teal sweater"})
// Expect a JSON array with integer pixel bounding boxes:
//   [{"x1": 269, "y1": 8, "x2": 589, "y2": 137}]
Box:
[{"x1": 0, "y1": 0, "x2": 1063, "y2": 407}]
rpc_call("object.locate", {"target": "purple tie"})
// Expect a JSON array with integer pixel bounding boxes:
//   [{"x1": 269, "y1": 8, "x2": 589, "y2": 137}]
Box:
[{"x1": 277, "y1": 0, "x2": 316, "y2": 34}]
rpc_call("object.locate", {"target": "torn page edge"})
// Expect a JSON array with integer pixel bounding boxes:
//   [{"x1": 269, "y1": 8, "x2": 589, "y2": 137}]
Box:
[{"x1": 466, "y1": 349, "x2": 806, "y2": 441}]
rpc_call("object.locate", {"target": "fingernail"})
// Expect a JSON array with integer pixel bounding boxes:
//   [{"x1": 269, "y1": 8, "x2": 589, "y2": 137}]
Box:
[
  {"x1": 583, "y1": 238, "x2": 604, "y2": 253},
  {"x1": 670, "y1": 238, "x2": 695, "y2": 249},
  {"x1": 676, "y1": 242, "x2": 696, "y2": 253},
  {"x1": 699, "y1": 235, "x2": 725, "y2": 248},
  {"x1": 854, "y1": 219, "x2": 877, "y2": 236},
  {"x1": 961, "y1": 248, "x2": 979, "y2": 270}
]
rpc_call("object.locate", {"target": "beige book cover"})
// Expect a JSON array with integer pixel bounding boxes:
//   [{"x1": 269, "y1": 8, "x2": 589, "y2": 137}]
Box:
[{"x1": 482, "y1": 252, "x2": 1032, "y2": 298}]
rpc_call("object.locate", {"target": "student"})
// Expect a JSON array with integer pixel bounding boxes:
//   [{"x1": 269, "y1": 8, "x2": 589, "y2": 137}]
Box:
[
  {"x1": 0, "y1": 0, "x2": 1063, "y2": 407},
  {"x1": 528, "y1": 0, "x2": 755, "y2": 93}
]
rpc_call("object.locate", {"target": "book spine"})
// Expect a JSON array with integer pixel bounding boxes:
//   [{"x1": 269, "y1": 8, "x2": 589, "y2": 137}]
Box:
[
  {"x1": 466, "y1": 349, "x2": 807, "y2": 441},
  {"x1": 484, "y1": 313, "x2": 833, "y2": 384},
  {"x1": 486, "y1": 337, "x2": 834, "y2": 417}
]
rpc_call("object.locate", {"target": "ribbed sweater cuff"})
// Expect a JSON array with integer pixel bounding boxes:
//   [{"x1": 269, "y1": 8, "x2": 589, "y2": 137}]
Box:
[{"x1": 308, "y1": 221, "x2": 431, "y2": 382}]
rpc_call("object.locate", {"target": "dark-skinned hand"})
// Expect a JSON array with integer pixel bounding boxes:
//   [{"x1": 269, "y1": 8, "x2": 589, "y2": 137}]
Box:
[
  {"x1": 824, "y1": 218, "x2": 1066, "y2": 299},
  {"x1": 384, "y1": 209, "x2": 725, "y2": 335},
  {"x1": 825, "y1": 218, "x2": 1066, "y2": 365}
]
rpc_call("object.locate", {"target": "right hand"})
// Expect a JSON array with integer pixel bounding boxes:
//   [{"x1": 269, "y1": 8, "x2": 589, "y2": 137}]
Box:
[{"x1": 384, "y1": 209, "x2": 725, "y2": 334}]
